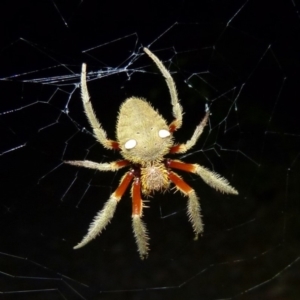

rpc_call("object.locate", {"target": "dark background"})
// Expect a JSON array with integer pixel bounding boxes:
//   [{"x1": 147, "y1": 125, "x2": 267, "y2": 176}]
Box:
[{"x1": 0, "y1": 0, "x2": 300, "y2": 299}]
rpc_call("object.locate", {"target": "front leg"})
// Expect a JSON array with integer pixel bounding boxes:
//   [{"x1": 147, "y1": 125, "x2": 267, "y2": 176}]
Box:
[
  {"x1": 74, "y1": 170, "x2": 134, "y2": 249},
  {"x1": 131, "y1": 177, "x2": 149, "y2": 259},
  {"x1": 168, "y1": 171, "x2": 203, "y2": 238},
  {"x1": 167, "y1": 159, "x2": 238, "y2": 195}
]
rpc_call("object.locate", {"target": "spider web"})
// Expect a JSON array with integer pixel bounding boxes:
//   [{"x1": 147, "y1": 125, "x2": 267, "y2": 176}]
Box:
[{"x1": 0, "y1": 0, "x2": 300, "y2": 299}]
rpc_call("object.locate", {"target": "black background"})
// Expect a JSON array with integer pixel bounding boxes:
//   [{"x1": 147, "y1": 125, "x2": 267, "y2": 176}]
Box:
[{"x1": 0, "y1": 0, "x2": 300, "y2": 299}]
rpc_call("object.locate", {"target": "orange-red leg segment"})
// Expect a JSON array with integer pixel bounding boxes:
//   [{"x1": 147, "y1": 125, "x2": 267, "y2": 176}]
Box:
[
  {"x1": 114, "y1": 170, "x2": 134, "y2": 199},
  {"x1": 132, "y1": 178, "x2": 142, "y2": 215},
  {"x1": 169, "y1": 122, "x2": 177, "y2": 133},
  {"x1": 169, "y1": 144, "x2": 181, "y2": 154},
  {"x1": 168, "y1": 170, "x2": 203, "y2": 237},
  {"x1": 167, "y1": 159, "x2": 195, "y2": 173},
  {"x1": 168, "y1": 171, "x2": 193, "y2": 194},
  {"x1": 114, "y1": 160, "x2": 130, "y2": 168},
  {"x1": 109, "y1": 140, "x2": 121, "y2": 150}
]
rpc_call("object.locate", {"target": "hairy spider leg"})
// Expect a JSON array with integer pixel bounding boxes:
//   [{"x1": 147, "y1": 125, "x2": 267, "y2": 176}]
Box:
[
  {"x1": 73, "y1": 170, "x2": 134, "y2": 249},
  {"x1": 170, "y1": 111, "x2": 210, "y2": 154},
  {"x1": 143, "y1": 48, "x2": 183, "y2": 132},
  {"x1": 65, "y1": 159, "x2": 130, "y2": 171},
  {"x1": 80, "y1": 63, "x2": 120, "y2": 150},
  {"x1": 168, "y1": 171, "x2": 203, "y2": 237},
  {"x1": 168, "y1": 160, "x2": 238, "y2": 195},
  {"x1": 132, "y1": 177, "x2": 149, "y2": 259}
]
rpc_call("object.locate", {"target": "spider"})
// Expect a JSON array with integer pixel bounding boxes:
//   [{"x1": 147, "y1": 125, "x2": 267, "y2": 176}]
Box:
[{"x1": 65, "y1": 47, "x2": 238, "y2": 259}]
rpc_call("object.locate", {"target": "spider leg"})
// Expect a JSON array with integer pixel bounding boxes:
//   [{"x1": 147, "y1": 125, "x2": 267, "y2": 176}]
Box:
[
  {"x1": 168, "y1": 171, "x2": 203, "y2": 238},
  {"x1": 143, "y1": 48, "x2": 183, "y2": 132},
  {"x1": 65, "y1": 159, "x2": 129, "y2": 171},
  {"x1": 132, "y1": 178, "x2": 149, "y2": 259},
  {"x1": 81, "y1": 63, "x2": 119, "y2": 150},
  {"x1": 73, "y1": 170, "x2": 134, "y2": 249},
  {"x1": 170, "y1": 111, "x2": 210, "y2": 154},
  {"x1": 167, "y1": 159, "x2": 238, "y2": 195}
]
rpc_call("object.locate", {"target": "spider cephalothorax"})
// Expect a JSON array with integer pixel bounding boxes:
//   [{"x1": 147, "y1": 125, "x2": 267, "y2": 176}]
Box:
[
  {"x1": 65, "y1": 47, "x2": 238, "y2": 259},
  {"x1": 140, "y1": 161, "x2": 170, "y2": 194}
]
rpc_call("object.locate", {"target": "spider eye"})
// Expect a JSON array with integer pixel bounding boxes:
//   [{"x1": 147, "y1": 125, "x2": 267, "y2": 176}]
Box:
[
  {"x1": 124, "y1": 139, "x2": 137, "y2": 149},
  {"x1": 158, "y1": 129, "x2": 170, "y2": 138}
]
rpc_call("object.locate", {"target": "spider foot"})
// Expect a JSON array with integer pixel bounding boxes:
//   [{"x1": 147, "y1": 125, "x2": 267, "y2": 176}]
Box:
[
  {"x1": 74, "y1": 196, "x2": 118, "y2": 249},
  {"x1": 187, "y1": 190, "x2": 204, "y2": 236},
  {"x1": 195, "y1": 165, "x2": 238, "y2": 195},
  {"x1": 132, "y1": 215, "x2": 149, "y2": 259}
]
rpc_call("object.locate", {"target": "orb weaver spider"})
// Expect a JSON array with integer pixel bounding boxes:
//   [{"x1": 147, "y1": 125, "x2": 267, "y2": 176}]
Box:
[{"x1": 65, "y1": 47, "x2": 238, "y2": 259}]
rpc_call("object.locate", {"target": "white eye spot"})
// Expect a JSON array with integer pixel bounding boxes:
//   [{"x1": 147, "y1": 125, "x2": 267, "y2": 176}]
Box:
[
  {"x1": 159, "y1": 129, "x2": 170, "y2": 138},
  {"x1": 125, "y1": 139, "x2": 137, "y2": 149}
]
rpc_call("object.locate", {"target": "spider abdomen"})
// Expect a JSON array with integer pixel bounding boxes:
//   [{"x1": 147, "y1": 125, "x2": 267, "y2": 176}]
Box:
[
  {"x1": 140, "y1": 162, "x2": 169, "y2": 195},
  {"x1": 116, "y1": 97, "x2": 173, "y2": 164}
]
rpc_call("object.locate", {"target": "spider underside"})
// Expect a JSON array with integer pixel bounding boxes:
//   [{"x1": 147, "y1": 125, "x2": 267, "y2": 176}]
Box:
[{"x1": 65, "y1": 47, "x2": 238, "y2": 259}]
